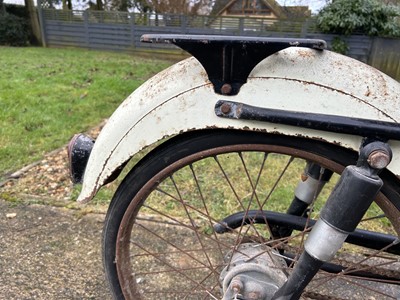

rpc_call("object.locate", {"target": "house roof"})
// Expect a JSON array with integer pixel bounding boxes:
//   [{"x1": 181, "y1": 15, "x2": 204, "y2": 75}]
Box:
[
  {"x1": 282, "y1": 6, "x2": 311, "y2": 18},
  {"x1": 211, "y1": 0, "x2": 286, "y2": 18}
]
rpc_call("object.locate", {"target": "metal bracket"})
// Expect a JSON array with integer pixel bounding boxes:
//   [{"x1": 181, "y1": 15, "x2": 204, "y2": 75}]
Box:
[{"x1": 141, "y1": 34, "x2": 326, "y2": 95}]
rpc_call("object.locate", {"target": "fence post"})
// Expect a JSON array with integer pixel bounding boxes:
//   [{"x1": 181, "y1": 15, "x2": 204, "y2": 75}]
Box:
[
  {"x1": 301, "y1": 18, "x2": 309, "y2": 37},
  {"x1": 239, "y1": 18, "x2": 244, "y2": 35},
  {"x1": 37, "y1": 0, "x2": 47, "y2": 47},
  {"x1": 181, "y1": 15, "x2": 187, "y2": 33},
  {"x1": 129, "y1": 12, "x2": 135, "y2": 49},
  {"x1": 83, "y1": 11, "x2": 90, "y2": 49}
]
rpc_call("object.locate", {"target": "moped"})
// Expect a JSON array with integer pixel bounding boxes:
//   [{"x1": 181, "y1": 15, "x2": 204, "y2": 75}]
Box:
[{"x1": 68, "y1": 35, "x2": 400, "y2": 299}]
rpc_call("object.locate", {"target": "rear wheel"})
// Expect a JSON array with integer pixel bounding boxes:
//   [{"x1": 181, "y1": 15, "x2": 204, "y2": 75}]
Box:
[{"x1": 103, "y1": 130, "x2": 400, "y2": 299}]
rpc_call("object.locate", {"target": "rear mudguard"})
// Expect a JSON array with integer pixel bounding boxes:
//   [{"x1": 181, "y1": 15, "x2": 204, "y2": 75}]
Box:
[{"x1": 77, "y1": 47, "x2": 400, "y2": 203}]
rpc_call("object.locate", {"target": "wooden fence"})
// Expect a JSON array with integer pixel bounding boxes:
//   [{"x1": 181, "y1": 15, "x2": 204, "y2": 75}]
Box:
[
  {"x1": 368, "y1": 37, "x2": 400, "y2": 81},
  {"x1": 38, "y1": 9, "x2": 400, "y2": 80}
]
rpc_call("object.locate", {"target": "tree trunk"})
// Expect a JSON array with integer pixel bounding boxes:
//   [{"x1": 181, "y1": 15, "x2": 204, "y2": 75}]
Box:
[
  {"x1": 96, "y1": 0, "x2": 103, "y2": 11},
  {"x1": 24, "y1": 0, "x2": 42, "y2": 45},
  {"x1": 62, "y1": 0, "x2": 72, "y2": 10},
  {"x1": 0, "y1": 0, "x2": 5, "y2": 15},
  {"x1": 119, "y1": 0, "x2": 128, "y2": 11}
]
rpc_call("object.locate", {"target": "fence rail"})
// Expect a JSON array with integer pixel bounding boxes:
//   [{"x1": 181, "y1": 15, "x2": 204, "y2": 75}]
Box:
[{"x1": 39, "y1": 9, "x2": 400, "y2": 80}]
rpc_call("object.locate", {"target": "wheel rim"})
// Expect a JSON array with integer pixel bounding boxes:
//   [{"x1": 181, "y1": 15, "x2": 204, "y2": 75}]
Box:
[{"x1": 115, "y1": 143, "x2": 400, "y2": 299}]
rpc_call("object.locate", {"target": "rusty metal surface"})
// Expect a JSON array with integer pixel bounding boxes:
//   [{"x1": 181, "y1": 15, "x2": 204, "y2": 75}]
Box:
[
  {"x1": 76, "y1": 48, "x2": 400, "y2": 204},
  {"x1": 111, "y1": 141, "x2": 400, "y2": 299},
  {"x1": 141, "y1": 34, "x2": 327, "y2": 96}
]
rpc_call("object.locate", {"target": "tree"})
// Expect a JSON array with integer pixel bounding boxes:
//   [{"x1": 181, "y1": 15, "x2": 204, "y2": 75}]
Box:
[
  {"x1": 0, "y1": 2, "x2": 30, "y2": 46},
  {"x1": 131, "y1": 0, "x2": 152, "y2": 12},
  {"x1": 25, "y1": 0, "x2": 42, "y2": 44},
  {"x1": 108, "y1": 0, "x2": 213, "y2": 13},
  {"x1": 381, "y1": 0, "x2": 400, "y2": 4},
  {"x1": 129, "y1": 0, "x2": 214, "y2": 14},
  {"x1": 0, "y1": 0, "x2": 5, "y2": 15},
  {"x1": 317, "y1": 0, "x2": 400, "y2": 36},
  {"x1": 62, "y1": 0, "x2": 72, "y2": 10},
  {"x1": 94, "y1": 0, "x2": 104, "y2": 10},
  {"x1": 155, "y1": 0, "x2": 214, "y2": 14}
]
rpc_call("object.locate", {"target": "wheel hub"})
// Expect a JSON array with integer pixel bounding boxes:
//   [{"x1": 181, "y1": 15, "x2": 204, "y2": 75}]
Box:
[{"x1": 220, "y1": 243, "x2": 288, "y2": 300}]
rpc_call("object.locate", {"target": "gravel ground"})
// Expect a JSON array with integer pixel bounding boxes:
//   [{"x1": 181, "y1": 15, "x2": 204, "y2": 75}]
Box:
[
  {"x1": 0, "y1": 200, "x2": 111, "y2": 299},
  {"x1": 1, "y1": 122, "x2": 399, "y2": 299},
  {"x1": 0, "y1": 123, "x2": 112, "y2": 299},
  {"x1": 2, "y1": 199, "x2": 398, "y2": 300}
]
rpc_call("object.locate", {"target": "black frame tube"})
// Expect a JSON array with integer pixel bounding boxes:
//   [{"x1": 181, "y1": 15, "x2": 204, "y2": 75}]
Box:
[
  {"x1": 214, "y1": 210, "x2": 400, "y2": 255},
  {"x1": 215, "y1": 100, "x2": 400, "y2": 140}
]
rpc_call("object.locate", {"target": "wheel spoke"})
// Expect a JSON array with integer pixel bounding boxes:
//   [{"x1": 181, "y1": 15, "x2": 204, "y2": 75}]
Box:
[
  {"x1": 105, "y1": 132, "x2": 400, "y2": 299},
  {"x1": 182, "y1": 264, "x2": 221, "y2": 300},
  {"x1": 189, "y1": 164, "x2": 226, "y2": 259},
  {"x1": 143, "y1": 195, "x2": 257, "y2": 254},
  {"x1": 169, "y1": 174, "x2": 216, "y2": 274},
  {"x1": 260, "y1": 155, "x2": 294, "y2": 209},
  {"x1": 315, "y1": 273, "x2": 399, "y2": 299},
  {"x1": 238, "y1": 152, "x2": 272, "y2": 235},
  {"x1": 133, "y1": 222, "x2": 216, "y2": 271},
  {"x1": 214, "y1": 154, "x2": 264, "y2": 242},
  {"x1": 131, "y1": 241, "x2": 215, "y2": 296},
  {"x1": 341, "y1": 239, "x2": 400, "y2": 273}
]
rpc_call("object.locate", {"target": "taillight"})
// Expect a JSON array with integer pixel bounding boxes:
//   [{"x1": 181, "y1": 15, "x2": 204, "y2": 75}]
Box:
[{"x1": 67, "y1": 134, "x2": 94, "y2": 184}]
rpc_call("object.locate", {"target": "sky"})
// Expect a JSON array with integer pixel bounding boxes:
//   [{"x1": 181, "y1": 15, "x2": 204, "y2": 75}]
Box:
[
  {"x1": 4, "y1": 0, "x2": 329, "y2": 13},
  {"x1": 277, "y1": 0, "x2": 327, "y2": 13}
]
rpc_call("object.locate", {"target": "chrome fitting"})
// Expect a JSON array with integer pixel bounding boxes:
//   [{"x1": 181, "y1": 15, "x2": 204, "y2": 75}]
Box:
[{"x1": 304, "y1": 219, "x2": 348, "y2": 262}]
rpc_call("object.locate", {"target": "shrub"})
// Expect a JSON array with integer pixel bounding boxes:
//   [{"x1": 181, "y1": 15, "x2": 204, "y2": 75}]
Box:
[
  {"x1": 331, "y1": 37, "x2": 349, "y2": 55},
  {"x1": 317, "y1": 0, "x2": 400, "y2": 37},
  {"x1": 0, "y1": 13, "x2": 30, "y2": 46},
  {"x1": 4, "y1": 3, "x2": 28, "y2": 19}
]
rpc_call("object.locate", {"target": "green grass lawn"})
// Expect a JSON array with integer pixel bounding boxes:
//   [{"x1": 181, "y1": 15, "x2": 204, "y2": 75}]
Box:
[
  {"x1": 0, "y1": 46, "x2": 172, "y2": 180},
  {"x1": 0, "y1": 47, "x2": 393, "y2": 239}
]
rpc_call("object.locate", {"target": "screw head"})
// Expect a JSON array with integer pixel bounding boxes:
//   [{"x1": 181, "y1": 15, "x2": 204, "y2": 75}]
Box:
[
  {"x1": 368, "y1": 150, "x2": 390, "y2": 169},
  {"x1": 221, "y1": 83, "x2": 232, "y2": 95},
  {"x1": 220, "y1": 103, "x2": 232, "y2": 114}
]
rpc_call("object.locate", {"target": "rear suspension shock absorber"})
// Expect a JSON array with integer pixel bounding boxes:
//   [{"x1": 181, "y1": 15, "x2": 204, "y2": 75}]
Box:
[{"x1": 272, "y1": 140, "x2": 392, "y2": 300}]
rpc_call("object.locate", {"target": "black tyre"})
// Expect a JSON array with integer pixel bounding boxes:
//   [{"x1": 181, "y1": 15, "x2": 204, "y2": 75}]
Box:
[{"x1": 103, "y1": 130, "x2": 400, "y2": 299}]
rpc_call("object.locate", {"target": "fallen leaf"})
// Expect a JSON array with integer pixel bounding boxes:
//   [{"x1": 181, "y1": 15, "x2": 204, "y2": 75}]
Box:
[{"x1": 6, "y1": 213, "x2": 17, "y2": 219}]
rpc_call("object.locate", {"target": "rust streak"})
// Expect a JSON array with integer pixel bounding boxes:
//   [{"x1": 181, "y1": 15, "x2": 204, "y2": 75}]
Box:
[{"x1": 92, "y1": 82, "x2": 213, "y2": 193}]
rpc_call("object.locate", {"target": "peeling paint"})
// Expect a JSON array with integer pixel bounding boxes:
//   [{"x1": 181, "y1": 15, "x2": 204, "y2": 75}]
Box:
[{"x1": 77, "y1": 48, "x2": 400, "y2": 203}]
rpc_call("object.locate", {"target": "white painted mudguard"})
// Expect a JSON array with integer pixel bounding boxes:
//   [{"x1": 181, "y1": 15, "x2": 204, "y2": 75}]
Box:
[{"x1": 77, "y1": 47, "x2": 400, "y2": 203}]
